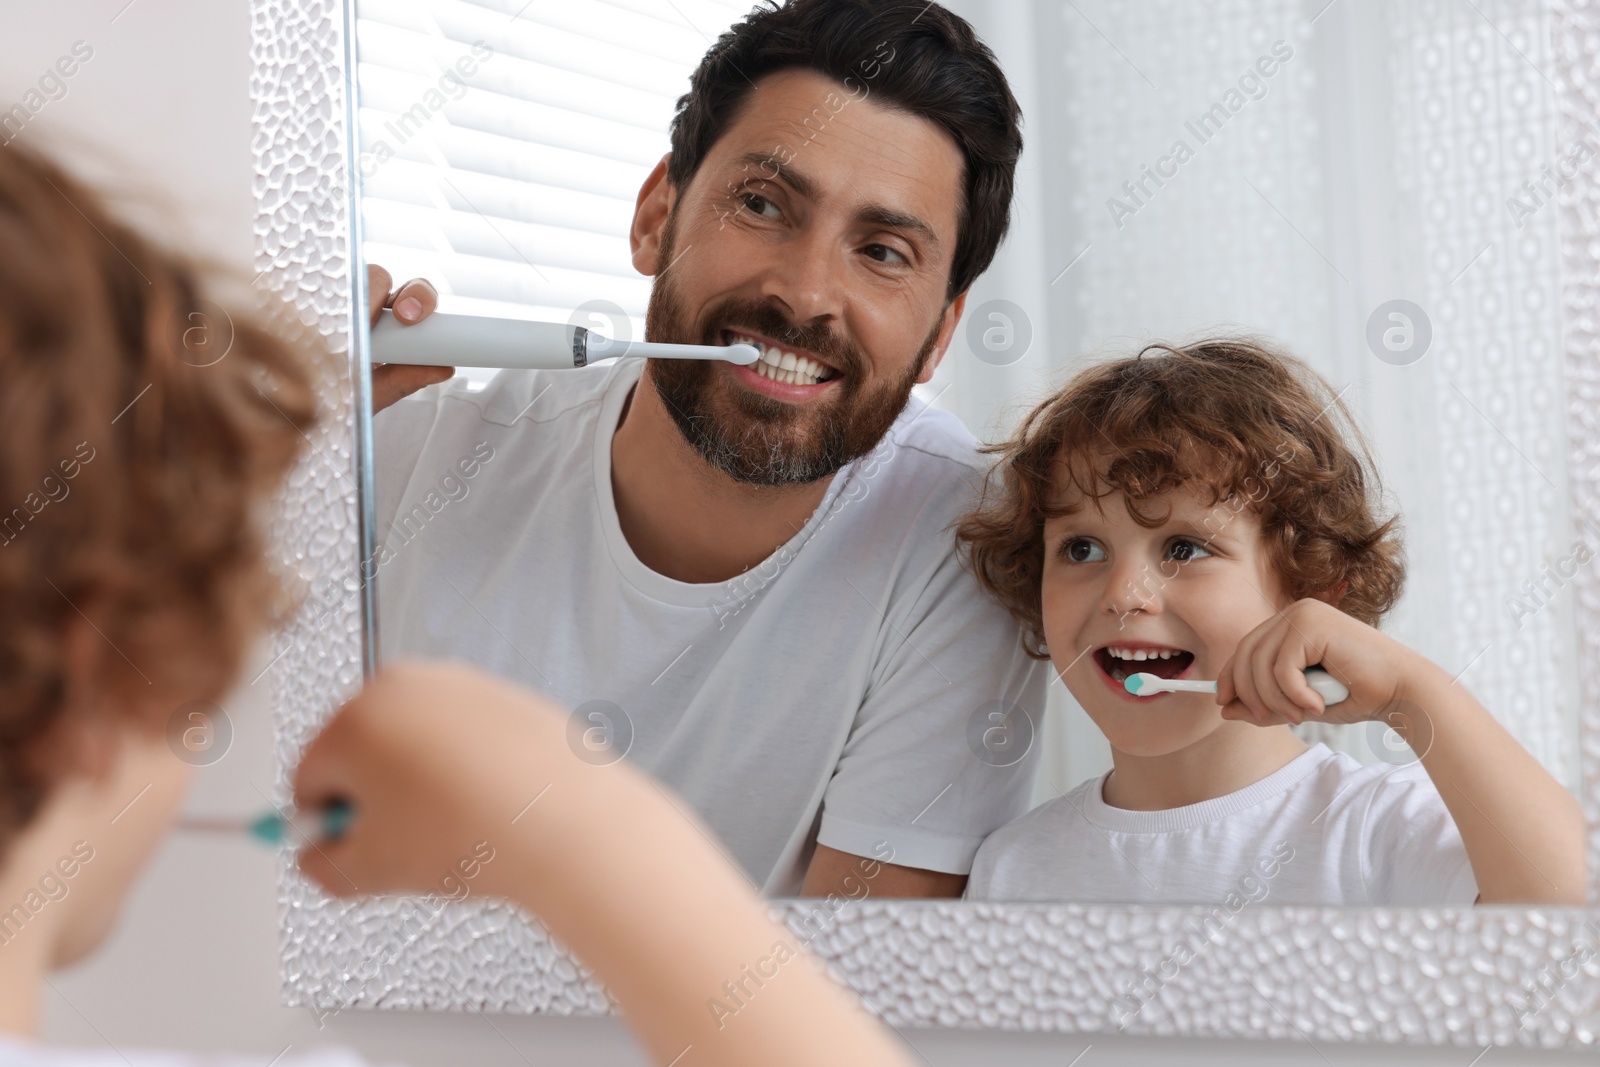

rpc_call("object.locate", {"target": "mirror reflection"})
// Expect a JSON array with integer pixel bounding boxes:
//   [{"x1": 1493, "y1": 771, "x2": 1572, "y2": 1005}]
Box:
[{"x1": 355, "y1": 0, "x2": 1591, "y2": 905}]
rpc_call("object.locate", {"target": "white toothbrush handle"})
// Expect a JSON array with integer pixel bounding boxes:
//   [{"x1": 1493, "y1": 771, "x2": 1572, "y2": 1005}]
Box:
[
  {"x1": 1304, "y1": 667, "x2": 1349, "y2": 707},
  {"x1": 1146, "y1": 678, "x2": 1218, "y2": 694},
  {"x1": 372, "y1": 309, "x2": 587, "y2": 368},
  {"x1": 1135, "y1": 669, "x2": 1348, "y2": 704}
]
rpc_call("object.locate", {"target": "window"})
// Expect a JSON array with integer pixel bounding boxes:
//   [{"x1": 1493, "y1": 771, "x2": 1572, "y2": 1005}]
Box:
[{"x1": 355, "y1": 0, "x2": 751, "y2": 360}]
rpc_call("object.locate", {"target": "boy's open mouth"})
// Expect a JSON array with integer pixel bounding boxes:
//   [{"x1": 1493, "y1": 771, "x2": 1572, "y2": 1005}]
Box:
[{"x1": 1093, "y1": 644, "x2": 1196, "y2": 687}]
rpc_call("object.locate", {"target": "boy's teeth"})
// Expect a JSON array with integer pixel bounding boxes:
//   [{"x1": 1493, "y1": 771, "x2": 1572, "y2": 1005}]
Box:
[{"x1": 1107, "y1": 648, "x2": 1178, "y2": 660}]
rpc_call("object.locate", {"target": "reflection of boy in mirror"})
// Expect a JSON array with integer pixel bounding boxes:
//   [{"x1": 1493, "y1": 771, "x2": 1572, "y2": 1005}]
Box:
[
  {"x1": 957, "y1": 339, "x2": 1587, "y2": 905},
  {"x1": 365, "y1": 0, "x2": 1044, "y2": 898}
]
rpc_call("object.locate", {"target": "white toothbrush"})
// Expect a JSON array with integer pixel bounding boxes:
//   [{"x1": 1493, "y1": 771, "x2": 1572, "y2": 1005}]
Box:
[
  {"x1": 1124, "y1": 667, "x2": 1349, "y2": 706},
  {"x1": 371, "y1": 309, "x2": 761, "y2": 370}
]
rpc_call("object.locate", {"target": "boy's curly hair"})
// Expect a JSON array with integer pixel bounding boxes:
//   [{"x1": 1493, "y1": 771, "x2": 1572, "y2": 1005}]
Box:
[
  {"x1": 954, "y1": 337, "x2": 1405, "y2": 659},
  {"x1": 0, "y1": 141, "x2": 321, "y2": 850}
]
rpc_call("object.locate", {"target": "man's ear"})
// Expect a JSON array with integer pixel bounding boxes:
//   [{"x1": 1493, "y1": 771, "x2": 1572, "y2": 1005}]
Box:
[
  {"x1": 916, "y1": 290, "x2": 968, "y2": 385},
  {"x1": 631, "y1": 153, "x2": 676, "y2": 276}
]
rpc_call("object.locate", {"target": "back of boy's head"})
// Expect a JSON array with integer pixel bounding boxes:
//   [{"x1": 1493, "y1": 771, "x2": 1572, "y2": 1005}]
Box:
[
  {"x1": 0, "y1": 141, "x2": 320, "y2": 852},
  {"x1": 956, "y1": 337, "x2": 1405, "y2": 658}
]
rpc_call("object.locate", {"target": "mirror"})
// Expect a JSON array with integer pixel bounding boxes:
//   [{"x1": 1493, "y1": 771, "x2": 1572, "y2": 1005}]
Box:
[{"x1": 352, "y1": 0, "x2": 1591, "y2": 906}]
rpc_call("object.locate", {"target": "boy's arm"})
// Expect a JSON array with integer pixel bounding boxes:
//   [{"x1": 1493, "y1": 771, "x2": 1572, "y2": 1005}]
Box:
[
  {"x1": 1218, "y1": 598, "x2": 1588, "y2": 906},
  {"x1": 1387, "y1": 658, "x2": 1587, "y2": 905},
  {"x1": 293, "y1": 661, "x2": 916, "y2": 1067}
]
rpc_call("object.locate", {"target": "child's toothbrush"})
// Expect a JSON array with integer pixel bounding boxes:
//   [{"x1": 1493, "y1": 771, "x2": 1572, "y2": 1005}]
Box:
[
  {"x1": 178, "y1": 799, "x2": 354, "y2": 847},
  {"x1": 1124, "y1": 667, "x2": 1350, "y2": 707}
]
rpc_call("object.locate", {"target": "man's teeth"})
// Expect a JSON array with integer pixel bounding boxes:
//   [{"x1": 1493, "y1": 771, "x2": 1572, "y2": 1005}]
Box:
[
  {"x1": 731, "y1": 335, "x2": 830, "y2": 386},
  {"x1": 1105, "y1": 647, "x2": 1183, "y2": 661}
]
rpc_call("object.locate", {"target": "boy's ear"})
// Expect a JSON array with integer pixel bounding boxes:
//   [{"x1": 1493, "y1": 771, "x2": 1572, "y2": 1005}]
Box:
[
  {"x1": 48, "y1": 612, "x2": 121, "y2": 780},
  {"x1": 1314, "y1": 579, "x2": 1351, "y2": 606}
]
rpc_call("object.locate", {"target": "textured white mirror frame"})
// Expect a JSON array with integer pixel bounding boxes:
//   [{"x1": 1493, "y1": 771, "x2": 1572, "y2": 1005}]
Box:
[{"x1": 253, "y1": 0, "x2": 1600, "y2": 1047}]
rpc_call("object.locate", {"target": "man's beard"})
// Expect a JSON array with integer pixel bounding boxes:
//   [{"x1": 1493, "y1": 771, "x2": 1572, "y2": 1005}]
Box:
[{"x1": 643, "y1": 219, "x2": 942, "y2": 487}]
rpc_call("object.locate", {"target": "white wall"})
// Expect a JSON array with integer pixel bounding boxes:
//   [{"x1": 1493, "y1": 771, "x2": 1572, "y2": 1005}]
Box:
[{"x1": 0, "y1": 1, "x2": 1589, "y2": 1064}]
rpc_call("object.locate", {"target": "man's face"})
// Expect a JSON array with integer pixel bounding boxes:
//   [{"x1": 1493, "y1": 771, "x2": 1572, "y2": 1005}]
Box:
[{"x1": 635, "y1": 68, "x2": 967, "y2": 486}]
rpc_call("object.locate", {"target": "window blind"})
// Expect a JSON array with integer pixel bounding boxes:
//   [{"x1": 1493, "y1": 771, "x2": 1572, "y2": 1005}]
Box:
[{"x1": 354, "y1": 0, "x2": 752, "y2": 352}]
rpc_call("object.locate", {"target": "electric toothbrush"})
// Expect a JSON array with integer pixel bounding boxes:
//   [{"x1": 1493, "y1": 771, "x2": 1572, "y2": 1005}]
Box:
[
  {"x1": 370, "y1": 309, "x2": 762, "y2": 370},
  {"x1": 1123, "y1": 666, "x2": 1350, "y2": 707}
]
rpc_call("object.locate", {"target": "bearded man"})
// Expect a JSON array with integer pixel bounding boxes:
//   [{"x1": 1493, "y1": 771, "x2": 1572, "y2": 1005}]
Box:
[{"x1": 368, "y1": 0, "x2": 1042, "y2": 898}]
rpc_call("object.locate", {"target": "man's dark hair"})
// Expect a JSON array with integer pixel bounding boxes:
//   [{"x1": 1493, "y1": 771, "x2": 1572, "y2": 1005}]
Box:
[{"x1": 667, "y1": 0, "x2": 1022, "y2": 302}]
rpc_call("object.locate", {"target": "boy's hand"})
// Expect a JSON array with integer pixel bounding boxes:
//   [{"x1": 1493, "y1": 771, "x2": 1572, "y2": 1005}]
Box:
[
  {"x1": 291, "y1": 659, "x2": 579, "y2": 901},
  {"x1": 1215, "y1": 598, "x2": 1436, "y2": 726}
]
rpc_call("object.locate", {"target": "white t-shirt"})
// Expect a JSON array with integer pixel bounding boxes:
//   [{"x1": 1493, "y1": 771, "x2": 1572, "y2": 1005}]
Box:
[
  {"x1": 372, "y1": 360, "x2": 1044, "y2": 895},
  {"x1": 966, "y1": 743, "x2": 1478, "y2": 905},
  {"x1": 0, "y1": 1041, "x2": 390, "y2": 1066}
]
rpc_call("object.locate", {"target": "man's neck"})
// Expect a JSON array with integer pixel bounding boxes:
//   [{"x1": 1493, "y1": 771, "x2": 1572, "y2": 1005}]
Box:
[
  {"x1": 610, "y1": 369, "x2": 834, "y2": 584},
  {"x1": 1102, "y1": 722, "x2": 1309, "y2": 812}
]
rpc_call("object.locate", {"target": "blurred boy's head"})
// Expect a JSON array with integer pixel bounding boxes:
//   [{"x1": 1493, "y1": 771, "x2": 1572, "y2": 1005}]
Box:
[
  {"x1": 957, "y1": 338, "x2": 1404, "y2": 756},
  {"x1": 0, "y1": 141, "x2": 317, "y2": 962}
]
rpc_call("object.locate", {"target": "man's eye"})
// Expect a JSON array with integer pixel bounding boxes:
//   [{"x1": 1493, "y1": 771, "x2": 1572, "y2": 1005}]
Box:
[
  {"x1": 740, "y1": 193, "x2": 782, "y2": 220},
  {"x1": 864, "y1": 243, "x2": 908, "y2": 264},
  {"x1": 1165, "y1": 537, "x2": 1212, "y2": 563},
  {"x1": 1060, "y1": 538, "x2": 1105, "y2": 564}
]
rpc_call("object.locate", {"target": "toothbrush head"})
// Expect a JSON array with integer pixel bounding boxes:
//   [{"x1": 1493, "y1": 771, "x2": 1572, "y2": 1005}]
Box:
[
  {"x1": 724, "y1": 342, "x2": 761, "y2": 366},
  {"x1": 1124, "y1": 672, "x2": 1158, "y2": 696}
]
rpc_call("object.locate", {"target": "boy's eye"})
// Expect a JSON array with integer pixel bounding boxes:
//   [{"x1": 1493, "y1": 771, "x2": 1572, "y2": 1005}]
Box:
[
  {"x1": 1060, "y1": 537, "x2": 1106, "y2": 564},
  {"x1": 1165, "y1": 537, "x2": 1212, "y2": 563}
]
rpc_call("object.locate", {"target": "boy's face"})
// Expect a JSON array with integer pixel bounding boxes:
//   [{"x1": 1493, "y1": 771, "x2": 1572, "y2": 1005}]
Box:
[{"x1": 1041, "y1": 478, "x2": 1297, "y2": 757}]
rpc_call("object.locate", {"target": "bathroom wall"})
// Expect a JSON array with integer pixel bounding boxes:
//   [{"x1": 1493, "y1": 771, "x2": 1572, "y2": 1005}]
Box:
[{"x1": 1, "y1": 1, "x2": 1589, "y2": 1064}]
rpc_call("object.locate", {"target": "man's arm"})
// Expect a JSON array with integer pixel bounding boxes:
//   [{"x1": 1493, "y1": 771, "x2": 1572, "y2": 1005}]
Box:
[{"x1": 800, "y1": 844, "x2": 967, "y2": 899}]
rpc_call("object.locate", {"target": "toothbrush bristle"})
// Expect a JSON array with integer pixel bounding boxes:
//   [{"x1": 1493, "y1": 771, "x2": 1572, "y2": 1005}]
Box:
[{"x1": 1124, "y1": 673, "x2": 1149, "y2": 695}]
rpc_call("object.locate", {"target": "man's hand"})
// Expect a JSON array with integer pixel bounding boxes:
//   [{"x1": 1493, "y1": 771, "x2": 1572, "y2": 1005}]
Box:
[{"x1": 368, "y1": 264, "x2": 453, "y2": 414}]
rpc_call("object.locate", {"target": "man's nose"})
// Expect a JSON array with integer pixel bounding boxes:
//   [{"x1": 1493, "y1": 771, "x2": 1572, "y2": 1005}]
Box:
[{"x1": 757, "y1": 226, "x2": 847, "y2": 325}]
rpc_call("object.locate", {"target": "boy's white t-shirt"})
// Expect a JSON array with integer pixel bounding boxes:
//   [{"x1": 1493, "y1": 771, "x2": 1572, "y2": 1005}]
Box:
[
  {"x1": 966, "y1": 743, "x2": 1479, "y2": 905},
  {"x1": 371, "y1": 360, "x2": 1045, "y2": 895}
]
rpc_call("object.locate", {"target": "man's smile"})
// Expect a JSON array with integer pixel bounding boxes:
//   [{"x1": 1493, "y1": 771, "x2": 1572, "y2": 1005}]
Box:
[{"x1": 721, "y1": 328, "x2": 844, "y2": 399}]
